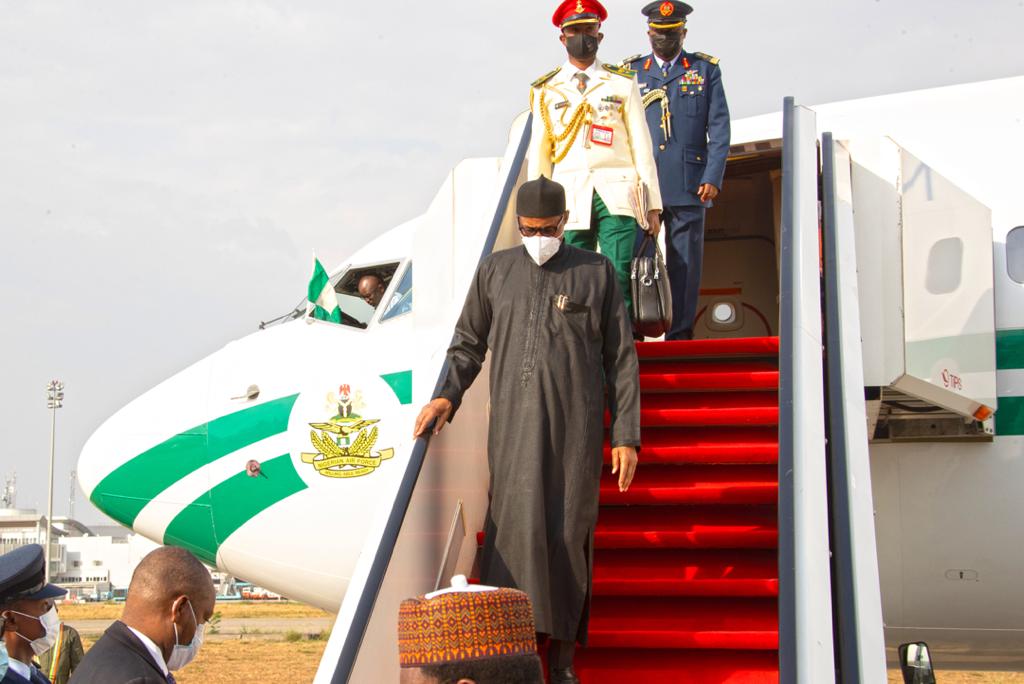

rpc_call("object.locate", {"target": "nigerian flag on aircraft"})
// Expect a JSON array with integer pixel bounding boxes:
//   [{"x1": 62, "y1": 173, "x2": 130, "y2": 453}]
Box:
[{"x1": 308, "y1": 254, "x2": 342, "y2": 323}]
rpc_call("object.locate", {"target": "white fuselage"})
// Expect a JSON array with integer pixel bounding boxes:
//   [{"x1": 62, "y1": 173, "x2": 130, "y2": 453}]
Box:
[{"x1": 77, "y1": 77, "x2": 1024, "y2": 670}]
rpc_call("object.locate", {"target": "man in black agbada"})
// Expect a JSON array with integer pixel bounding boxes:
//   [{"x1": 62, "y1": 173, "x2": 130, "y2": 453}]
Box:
[{"x1": 414, "y1": 176, "x2": 641, "y2": 684}]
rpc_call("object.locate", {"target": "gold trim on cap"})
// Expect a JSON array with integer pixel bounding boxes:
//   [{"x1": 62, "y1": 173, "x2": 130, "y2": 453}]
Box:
[
  {"x1": 649, "y1": 20, "x2": 686, "y2": 28},
  {"x1": 561, "y1": 16, "x2": 600, "y2": 27}
]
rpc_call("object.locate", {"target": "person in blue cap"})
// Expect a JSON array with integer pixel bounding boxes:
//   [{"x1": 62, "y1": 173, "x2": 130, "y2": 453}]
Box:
[
  {"x1": 624, "y1": 1, "x2": 731, "y2": 339},
  {"x1": 0, "y1": 544, "x2": 68, "y2": 684}
]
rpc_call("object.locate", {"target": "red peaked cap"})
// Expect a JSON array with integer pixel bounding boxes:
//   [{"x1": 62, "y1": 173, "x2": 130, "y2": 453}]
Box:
[{"x1": 552, "y1": 0, "x2": 608, "y2": 28}]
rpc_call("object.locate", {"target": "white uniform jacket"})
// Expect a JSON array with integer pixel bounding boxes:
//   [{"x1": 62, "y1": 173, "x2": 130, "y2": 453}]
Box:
[{"x1": 528, "y1": 59, "x2": 663, "y2": 232}]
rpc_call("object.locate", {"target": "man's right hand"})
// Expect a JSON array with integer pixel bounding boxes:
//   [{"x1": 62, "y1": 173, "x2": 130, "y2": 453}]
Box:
[{"x1": 413, "y1": 398, "x2": 453, "y2": 438}]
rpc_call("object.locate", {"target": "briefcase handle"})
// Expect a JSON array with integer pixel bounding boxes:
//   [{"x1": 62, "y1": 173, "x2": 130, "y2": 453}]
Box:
[{"x1": 631, "y1": 232, "x2": 665, "y2": 284}]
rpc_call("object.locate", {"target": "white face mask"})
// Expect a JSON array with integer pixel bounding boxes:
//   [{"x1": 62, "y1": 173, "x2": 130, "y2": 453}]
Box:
[
  {"x1": 522, "y1": 235, "x2": 562, "y2": 266},
  {"x1": 167, "y1": 599, "x2": 205, "y2": 671},
  {"x1": 9, "y1": 606, "x2": 59, "y2": 656}
]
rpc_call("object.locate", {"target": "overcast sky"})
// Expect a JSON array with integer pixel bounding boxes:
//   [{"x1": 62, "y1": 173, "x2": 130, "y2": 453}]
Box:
[{"x1": 2, "y1": 0, "x2": 1023, "y2": 526}]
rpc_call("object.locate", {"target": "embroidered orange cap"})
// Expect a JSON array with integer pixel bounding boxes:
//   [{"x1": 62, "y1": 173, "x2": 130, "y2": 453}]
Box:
[
  {"x1": 397, "y1": 576, "x2": 538, "y2": 668},
  {"x1": 552, "y1": 0, "x2": 608, "y2": 28}
]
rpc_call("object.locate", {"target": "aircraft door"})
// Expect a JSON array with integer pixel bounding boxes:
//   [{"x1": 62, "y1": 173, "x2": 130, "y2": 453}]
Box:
[{"x1": 848, "y1": 137, "x2": 996, "y2": 425}]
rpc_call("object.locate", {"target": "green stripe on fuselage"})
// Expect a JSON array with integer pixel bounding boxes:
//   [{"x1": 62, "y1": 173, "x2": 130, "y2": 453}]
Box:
[
  {"x1": 996, "y1": 396, "x2": 1024, "y2": 436},
  {"x1": 162, "y1": 453, "x2": 308, "y2": 565},
  {"x1": 380, "y1": 370, "x2": 413, "y2": 405},
  {"x1": 997, "y1": 329, "x2": 1024, "y2": 371},
  {"x1": 89, "y1": 394, "x2": 299, "y2": 528}
]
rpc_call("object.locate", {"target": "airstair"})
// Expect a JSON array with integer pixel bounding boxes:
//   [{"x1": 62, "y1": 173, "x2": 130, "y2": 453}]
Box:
[
  {"x1": 315, "y1": 99, "x2": 892, "y2": 683},
  {"x1": 575, "y1": 337, "x2": 781, "y2": 682}
]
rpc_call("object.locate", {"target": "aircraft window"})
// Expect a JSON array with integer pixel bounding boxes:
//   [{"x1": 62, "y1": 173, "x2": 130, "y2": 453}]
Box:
[
  {"x1": 329, "y1": 263, "x2": 401, "y2": 328},
  {"x1": 1008, "y1": 227, "x2": 1024, "y2": 284},
  {"x1": 381, "y1": 263, "x2": 413, "y2": 322},
  {"x1": 925, "y1": 237, "x2": 963, "y2": 295}
]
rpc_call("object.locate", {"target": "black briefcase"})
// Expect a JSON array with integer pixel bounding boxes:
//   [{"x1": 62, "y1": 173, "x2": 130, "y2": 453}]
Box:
[{"x1": 630, "y1": 233, "x2": 673, "y2": 339}]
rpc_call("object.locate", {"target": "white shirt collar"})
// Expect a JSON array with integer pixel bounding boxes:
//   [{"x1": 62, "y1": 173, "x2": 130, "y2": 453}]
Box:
[
  {"x1": 128, "y1": 625, "x2": 170, "y2": 677},
  {"x1": 7, "y1": 658, "x2": 32, "y2": 680},
  {"x1": 656, "y1": 52, "x2": 682, "y2": 70},
  {"x1": 562, "y1": 59, "x2": 601, "y2": 81}
]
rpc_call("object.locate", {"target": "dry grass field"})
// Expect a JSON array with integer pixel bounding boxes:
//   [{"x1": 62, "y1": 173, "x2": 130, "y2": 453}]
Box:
[
  {"x1": 60, "y1": 600, "x2": 330, "y2": 621},
  {"x1": 79, "y1": 637, "x2": 329, "y2": 683}
]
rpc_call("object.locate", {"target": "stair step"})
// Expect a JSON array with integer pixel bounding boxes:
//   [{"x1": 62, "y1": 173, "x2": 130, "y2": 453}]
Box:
[
  {"x1": 595, "y1": 506, "x2": 778, "y2": 550},
  {"x1": 592, "y1": 549, "x2": 779, "y2": 598},
  {"x1": 572, "y1": 649, "x2": 779, "y2": 683},
  {"x1": 637, "y1": 337, "x2": 780, "y2": 360},
  {"x1": 588, "y1": 597, "x2": 779, "y2": 650},
  {"x1": 603, "y1": 427, "x2": 779, "y2": 465},
  {"x1": 635, "y1": 406, "x2": 779, "y2": 428},
  {"x1": 640, "y1": 362, "x2": 779, "y2": 392},
  {"x1": 599, "y1": 465, "x2": 778, "y2": 505},
  {"x1": 607, "y1": 392, "x2": 780, "y2": 428}
]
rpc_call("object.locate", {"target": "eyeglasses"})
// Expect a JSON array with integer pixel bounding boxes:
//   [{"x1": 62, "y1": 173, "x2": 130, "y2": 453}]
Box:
[{"x1": 518, "y1": 223, "x2": 562, "y2": 238}]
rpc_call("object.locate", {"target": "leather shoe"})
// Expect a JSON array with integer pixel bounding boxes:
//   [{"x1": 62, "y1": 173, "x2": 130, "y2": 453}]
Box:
[{"x1": 549, "y1": 666, "x2": 580, "y2": 684}]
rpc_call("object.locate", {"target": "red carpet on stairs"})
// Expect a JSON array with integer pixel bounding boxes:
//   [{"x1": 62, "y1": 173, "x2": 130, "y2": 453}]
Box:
[{"x1": 577, "y1": 337, "x2": 781, "y2": 683}]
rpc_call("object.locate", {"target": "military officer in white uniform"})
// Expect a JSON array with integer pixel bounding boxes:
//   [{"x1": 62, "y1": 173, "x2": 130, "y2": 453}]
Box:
[{"x1": 529, "y1": 0, "x2": 663, "y2": 318}]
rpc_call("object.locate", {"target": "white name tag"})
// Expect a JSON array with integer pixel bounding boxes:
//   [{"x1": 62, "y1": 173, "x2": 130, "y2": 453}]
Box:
[{"x1": 590, "y1": 125, "x2": 613, "y2": 146}]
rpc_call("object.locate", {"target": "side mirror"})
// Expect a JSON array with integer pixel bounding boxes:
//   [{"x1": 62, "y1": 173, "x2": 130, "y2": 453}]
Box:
[{"x1": 898, "y1": 642, "x2": 936, "y2": 684}]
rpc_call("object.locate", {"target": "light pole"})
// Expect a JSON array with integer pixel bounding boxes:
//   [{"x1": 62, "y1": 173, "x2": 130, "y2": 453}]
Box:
[{"x1": 45, "y1": 380, "x2": 64, "y2": 583}]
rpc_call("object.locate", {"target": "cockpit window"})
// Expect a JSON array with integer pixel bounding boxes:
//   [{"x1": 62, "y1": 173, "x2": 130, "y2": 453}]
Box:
[
  {"x1": 329, "y1": 262, "x2": 401, "y2": 328},
  {"x1": 1008, "y1": 227, "x2": 1024, "y2": 285},
  {"x1": 381, "y1": 263, "x2": 413, "y2": 322}
]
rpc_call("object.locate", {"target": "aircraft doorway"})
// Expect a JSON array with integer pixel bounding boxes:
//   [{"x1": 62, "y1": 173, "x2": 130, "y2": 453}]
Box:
[{"x1": 694, "y1": 141, "x2": 783, "y2": 340}]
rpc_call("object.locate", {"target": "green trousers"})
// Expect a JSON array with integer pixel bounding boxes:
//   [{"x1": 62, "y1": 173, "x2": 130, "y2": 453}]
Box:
[{"x1": 563, "y1": 192, "x2": 639, "y2": 315}]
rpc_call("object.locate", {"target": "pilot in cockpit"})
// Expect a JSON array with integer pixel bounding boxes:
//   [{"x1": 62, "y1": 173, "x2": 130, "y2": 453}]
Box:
[{"x1": 357, "y1": 274, "x2": 387, "y2": 308}]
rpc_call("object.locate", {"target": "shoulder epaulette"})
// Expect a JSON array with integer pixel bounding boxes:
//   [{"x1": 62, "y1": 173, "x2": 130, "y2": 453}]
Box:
[
  {"x1": 693, "y1": 51, "x2": 720, "y2": 66},
  {"x1": 531, "y1": 67, "x2": 562, "y2": 88},
  {"x1": 602, "y1": 63, "x2": 636, "y2": 79},
  {"x1": 618, "y1": 54, "x2": 644, "y2": 68}
]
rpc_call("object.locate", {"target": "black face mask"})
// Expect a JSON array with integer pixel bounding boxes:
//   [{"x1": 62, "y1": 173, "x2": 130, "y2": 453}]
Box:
[
  {"x1": 650, "y1": 32, "x2": 683, "y2": 59},
  {"x1": 565, "y1": 33, "x2": 599, "y2": 60}
]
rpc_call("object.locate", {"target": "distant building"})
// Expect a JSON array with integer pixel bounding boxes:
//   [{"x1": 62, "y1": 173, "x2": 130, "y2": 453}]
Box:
[{"x1": 0, "y1": 508, "x2": 240, "y2": 601}]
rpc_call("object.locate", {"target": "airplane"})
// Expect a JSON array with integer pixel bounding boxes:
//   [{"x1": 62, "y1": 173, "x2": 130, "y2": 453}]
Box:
[{"x1": 76, "y1": 73, "x2": 1024, "y2": 683}]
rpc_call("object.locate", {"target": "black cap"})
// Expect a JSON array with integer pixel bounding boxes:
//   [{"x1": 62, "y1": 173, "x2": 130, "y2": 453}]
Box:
[
  {"x1": 642, "y1": 1, "x2": 693, "y2": 29},
  {"x1": 0, "y1": 545, "x2": 67, "y2": 604},
  {"x1": 516, "y1": 177, "x2": 566, "y2": 218}
]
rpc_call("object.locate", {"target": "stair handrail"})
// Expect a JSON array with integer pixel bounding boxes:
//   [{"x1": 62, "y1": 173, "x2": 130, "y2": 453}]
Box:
[
  {"x1": 777, "y1": 97, "x2": 838, "y2": 683},
  {"x1": 820, "y1": 132, "x2": 888, "y2": 682},
  {"x1": 322, "y1": 115, "x2": 534, "y2": 684}
]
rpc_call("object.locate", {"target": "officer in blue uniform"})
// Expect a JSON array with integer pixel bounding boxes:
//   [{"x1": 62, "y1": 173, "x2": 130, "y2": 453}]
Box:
[
  {"x1": 626, "y1": 1, "x2": 730, "y2": 339},
  {"x1": 0, "y1": 545, "x2": 67, "y2": 684}
]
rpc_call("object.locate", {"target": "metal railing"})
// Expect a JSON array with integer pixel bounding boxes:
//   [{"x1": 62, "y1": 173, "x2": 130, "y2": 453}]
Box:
[
  {"x1": 325, "y1": 115, "x2": 533, "y2": 684},
  {"x1": 821, "y1": 132, "x2": 888, "y2": 682},
  {"x1": 778, "y1": 96, "x2": 837, "y2": 683}
]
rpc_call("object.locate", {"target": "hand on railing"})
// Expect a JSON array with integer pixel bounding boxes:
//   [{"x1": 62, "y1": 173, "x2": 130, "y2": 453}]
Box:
[{"x1": 413, "y1": 398, "x2": 453, "y2": 438}]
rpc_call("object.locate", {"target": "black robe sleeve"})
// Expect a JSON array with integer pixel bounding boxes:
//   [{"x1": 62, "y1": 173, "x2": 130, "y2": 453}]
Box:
[
  {"x1": 599, "y1": 259, "x2": 642, "y2": 449},
  {"x1": 436, "y1": 260, "x2": 493, "y2": 418}
]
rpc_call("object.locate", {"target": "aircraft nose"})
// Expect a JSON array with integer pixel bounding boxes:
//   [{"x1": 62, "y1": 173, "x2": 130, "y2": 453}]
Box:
[{"x1": 77, "y1": 356, "x2": 216, "y2": 532}]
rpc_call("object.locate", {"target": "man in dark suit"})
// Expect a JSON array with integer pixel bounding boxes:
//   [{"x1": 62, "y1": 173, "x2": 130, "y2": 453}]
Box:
[
  {"x1": 626, "y1": 1, "x2": 731, "y2": 339},
  {"x1": 0, "y1": 545, "x2": 68, "y2": 684},
  {"x1": 69, "y1": 547, "x2": 215, "y2": 684}
]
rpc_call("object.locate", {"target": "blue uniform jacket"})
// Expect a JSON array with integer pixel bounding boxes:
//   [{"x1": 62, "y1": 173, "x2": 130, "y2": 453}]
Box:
[
  {"x1": 628, "y1": 51, "x2": 731, "y2": 208},
  {"x1": 0, "y1": 664, "x2": 49, "y2": 684}
]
